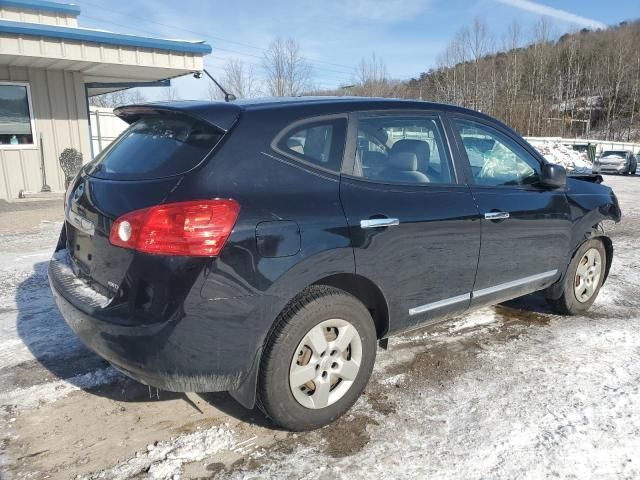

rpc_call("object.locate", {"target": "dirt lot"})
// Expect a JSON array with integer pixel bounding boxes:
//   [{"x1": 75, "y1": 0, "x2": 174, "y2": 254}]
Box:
[{"x1": 1, "y1": 175, "x2": 639, "y2": 479}]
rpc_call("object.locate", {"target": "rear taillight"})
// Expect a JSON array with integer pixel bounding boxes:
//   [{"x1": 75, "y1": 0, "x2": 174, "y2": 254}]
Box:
[{"x1": 109, "y1": 199, "x2": 240, "y2": 257}]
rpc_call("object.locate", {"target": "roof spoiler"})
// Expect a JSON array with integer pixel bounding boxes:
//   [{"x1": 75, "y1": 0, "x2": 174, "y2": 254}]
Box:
[{"x1": 114, "y1": 102, "x2": 241, "y2": 132}]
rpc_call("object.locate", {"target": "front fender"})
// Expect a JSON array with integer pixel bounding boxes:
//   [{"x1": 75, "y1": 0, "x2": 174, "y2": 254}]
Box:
[
  {"x1": 567, "y1": 179, "x2": 620, "y2": 257},
  {"x1": 545, "y1": 181, "x2": 620, "y2": 299}
]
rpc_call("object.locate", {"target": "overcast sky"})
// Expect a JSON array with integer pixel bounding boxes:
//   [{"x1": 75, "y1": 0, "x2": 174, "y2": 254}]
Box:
[{"x1": 74, "y1": 0, "x2": 640, "y2": 100}]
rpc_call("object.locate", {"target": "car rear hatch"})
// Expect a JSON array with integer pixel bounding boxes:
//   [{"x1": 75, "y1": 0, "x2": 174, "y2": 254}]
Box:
[
  {"x1": 55, "y1": 103, "x2": 241, "y2": 322},
  {"x1": 599, "y1": 154, "x2": 626, "y2": 165}
]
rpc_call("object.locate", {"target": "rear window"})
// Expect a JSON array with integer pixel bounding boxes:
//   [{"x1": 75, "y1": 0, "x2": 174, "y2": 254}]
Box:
[
  {"x1": 87, "y1": 114, "x2": 223, "y2": 180},
  {"x1": 601, "y1": 151, "x2": 627, "y2": 157}
]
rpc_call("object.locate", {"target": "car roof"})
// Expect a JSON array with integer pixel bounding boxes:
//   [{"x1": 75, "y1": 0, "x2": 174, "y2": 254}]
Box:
[
  {"x1": 115, "y1": 96, "x2": 504, "y2": 132},
  {"x1": 234, "y1": 96, "x2": 449, "y2": 110},
  {"x1": 140, "y1": 96, "x2": 477, "y2": 113}
]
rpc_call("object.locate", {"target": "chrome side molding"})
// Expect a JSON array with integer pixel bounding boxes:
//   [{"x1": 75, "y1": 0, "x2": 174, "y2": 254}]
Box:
[
  {"x1": 409, "y1": 293, "x2": 470, "y2": 316},
  {"x1": 472, "y1": 270, "x2": 558, "y2": 298},
  {"x1": 360, "y1": 218, "x2": 400, "y2": 229},
  {"x1": 408, "y1": 270, "x2": 558, "y2": 315}
]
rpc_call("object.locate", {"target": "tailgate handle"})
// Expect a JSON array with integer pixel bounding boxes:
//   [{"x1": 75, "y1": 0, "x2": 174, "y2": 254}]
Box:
[
  {"x1": 360, "y1": 218, "x2": 400, "y2": 229},
  {"x1": 484, "y1": 211, "x2": 510, "y2": 221}
]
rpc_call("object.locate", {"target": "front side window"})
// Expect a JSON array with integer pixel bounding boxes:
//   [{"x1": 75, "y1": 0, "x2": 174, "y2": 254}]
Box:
[
  {"x1": 354, "y1": 115, "x2": 454, "y2": 185},
  {"x1": 0, "y1": 83, "x2": 34, "y2": 146},
  {"x1": 453, "y1": 119, "x2": 541, "y2": 187},
  {"x1": 277, "y1": 118, "x2": 347, "y2": 172}
]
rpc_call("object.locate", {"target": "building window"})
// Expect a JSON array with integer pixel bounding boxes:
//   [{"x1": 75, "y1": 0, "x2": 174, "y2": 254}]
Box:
[{"x1": 0, "y1": 82, "x2": 36, "y2": 147}]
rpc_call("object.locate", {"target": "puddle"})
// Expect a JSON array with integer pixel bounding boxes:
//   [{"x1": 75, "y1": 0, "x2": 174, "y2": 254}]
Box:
[{"x1": 495, "y1": 304, "x2": 552, "y2": 326}]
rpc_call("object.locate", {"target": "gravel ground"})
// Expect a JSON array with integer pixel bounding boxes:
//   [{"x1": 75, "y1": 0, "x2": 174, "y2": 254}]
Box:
[{"x1": 0, "y1": 175, "x2": 638, "y2": 479}]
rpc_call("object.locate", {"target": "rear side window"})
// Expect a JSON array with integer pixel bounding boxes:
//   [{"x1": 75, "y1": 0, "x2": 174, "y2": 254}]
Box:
[
  {"x1": 87, "y1": 114, "x2": 223, "y2": 180},
  {"x1": 275, "y1": 118, "x2": 347, "y2": 172}
]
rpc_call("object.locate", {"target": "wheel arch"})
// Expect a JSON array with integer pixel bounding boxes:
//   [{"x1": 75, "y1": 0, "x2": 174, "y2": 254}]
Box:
[
  {"x1": 545, "y1": 223, "x2": 614, "y2": 300},
  {"x1": 311, "y1": 273, "x2": 390, "y2": 339},
  {"x1": 229, "y1": 271, "x2": 389, "y2": 410},
  {"x1": 594, "y1": 232, "x2": 613, "y2": 285}
]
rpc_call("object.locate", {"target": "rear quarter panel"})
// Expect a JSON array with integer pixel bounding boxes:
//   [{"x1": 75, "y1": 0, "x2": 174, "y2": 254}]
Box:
[{"x1": 163, "y1": 108, "x2": 355, "y2": 387}]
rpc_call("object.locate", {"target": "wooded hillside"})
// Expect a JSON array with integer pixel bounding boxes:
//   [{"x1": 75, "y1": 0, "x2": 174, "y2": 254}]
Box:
[{"x1": 407, "y1": 19, "x2": 640, "y2": 141}]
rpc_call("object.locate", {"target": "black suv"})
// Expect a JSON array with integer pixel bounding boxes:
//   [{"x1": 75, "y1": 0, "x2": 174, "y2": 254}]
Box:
[{"x1": 49, "y1": 97, "x2": 621, "y2": 430}]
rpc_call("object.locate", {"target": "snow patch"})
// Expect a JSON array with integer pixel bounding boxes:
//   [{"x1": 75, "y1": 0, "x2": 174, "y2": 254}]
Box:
[
  {"x1": 446, "y1": 309, "x2": 501, "y2": 333},
  {"x1": 534, "y1": 141, "x2": 592, "y2": 174},
  {"x1": 51, "y1": 249, "x2": 110, "y2": 308},
  {"x1": 0, "y1": 367, "x2": 120, "y2": 410},
  {"x1": 393, "y1": 308, "x2": 501, "y2": 346},
  {"x1": 379, "y1": 373, "x2": 407, "y2": 386},
  {"x1": 87, "y1": 425, "x2": 235, "y2": 480},
  {"x1": 225, "y1": 315, "x2": 640, "y2": 480}
]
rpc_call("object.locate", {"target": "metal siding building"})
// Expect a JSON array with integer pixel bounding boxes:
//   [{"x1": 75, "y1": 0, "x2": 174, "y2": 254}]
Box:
[{"x1": 0, "y1": 0, "x2": 211, "y2": 199}]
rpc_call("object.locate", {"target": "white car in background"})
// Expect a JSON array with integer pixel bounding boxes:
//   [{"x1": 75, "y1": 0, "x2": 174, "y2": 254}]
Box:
[{"x1": 593, "y1": 150, "x2": 638, "y2": 175}]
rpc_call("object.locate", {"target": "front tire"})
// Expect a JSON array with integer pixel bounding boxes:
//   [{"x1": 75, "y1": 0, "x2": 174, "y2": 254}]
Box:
[
  {"x1": 547, "y1": 239, "x2": 606, "y2": 315},
  {"x1": 257, "y1": 286, "x2": 377, "y2": 431}
]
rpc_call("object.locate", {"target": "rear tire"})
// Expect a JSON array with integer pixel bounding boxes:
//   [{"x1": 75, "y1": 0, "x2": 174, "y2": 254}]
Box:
[
  {"x1": 547, "y1": 239, "x2": 606, "y2": 315},
  {"x1": 257, "y1": 286, "x2": 377, "y2": 431}
]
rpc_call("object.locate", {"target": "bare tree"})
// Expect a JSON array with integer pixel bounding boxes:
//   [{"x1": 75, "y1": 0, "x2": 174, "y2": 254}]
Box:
[
  {"x1": 162, "y1": 86, "x2": 180, "y2": 101},
  {"x1": 354, "y1": 52, "x2": 390, "y2": 96},
  {"x1": 89, "y1": 89, "x2": 146, "y2": 108},
  {"x1": 263, "y1": 37, "x2": 313, "y2": 96},
  {"x1": 208, "y1": 59, "x2": 260, "y2": 100},
  {"x1": 600, "y1": 26, "x2": 632, "y2": 139},
  {"x1": 314, "y1": 17, "x2": 640, "y2": 141},
  {"x1": 466, "y1": 17, "x2": 491, "y2": 110},
  {"x1": 628, "y1": 54, "x2": 640, "y2": 140},
  {"x1": 503, "y1": 21, "x2": 522, "y2": 124},
  {"x1": 453, "y1": 27, "x2": 471, "y2": 106}
]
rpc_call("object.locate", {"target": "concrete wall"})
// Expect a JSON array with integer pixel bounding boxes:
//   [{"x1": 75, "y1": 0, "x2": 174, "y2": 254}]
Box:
[{"x1": 0, "y1": 66, "x2": 90, "y2": 199}]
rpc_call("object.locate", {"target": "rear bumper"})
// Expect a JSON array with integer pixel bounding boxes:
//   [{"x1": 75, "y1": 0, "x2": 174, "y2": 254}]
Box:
[{"x1": 48, "y1": 253, "x2": 263, "y2": 393}]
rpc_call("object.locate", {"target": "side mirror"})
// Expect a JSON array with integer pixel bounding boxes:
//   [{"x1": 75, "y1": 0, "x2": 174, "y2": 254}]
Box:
[{"x1": 540, "y1": 163, "x2": 567, "y2": 188}]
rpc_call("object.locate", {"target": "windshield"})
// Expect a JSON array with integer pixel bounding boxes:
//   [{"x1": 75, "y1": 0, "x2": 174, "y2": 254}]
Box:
[
  {"x1": 601, "y1": 151, "x2": 627, "y2": 158},
  {"x1": 87, "y1": 114, "x2": 223, "y2": 181}
]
